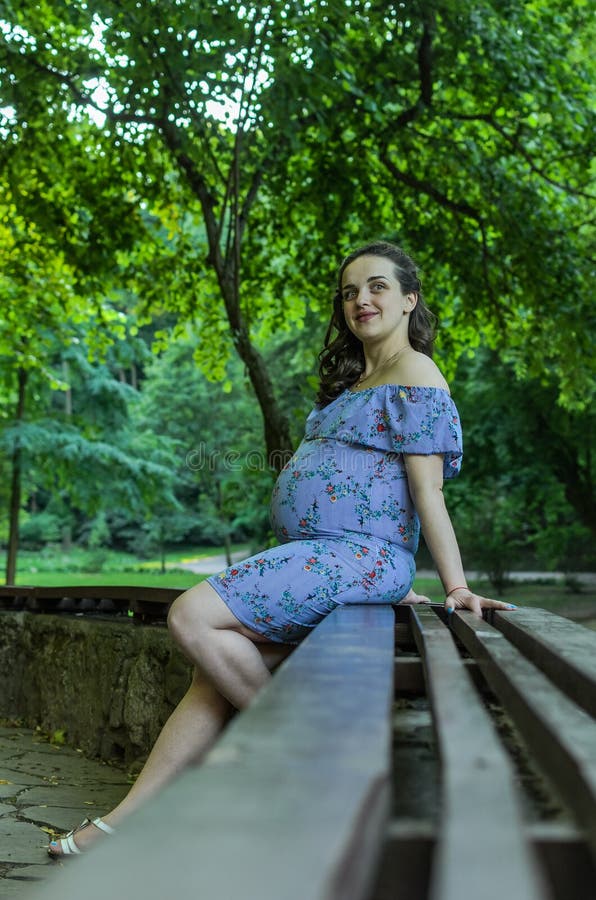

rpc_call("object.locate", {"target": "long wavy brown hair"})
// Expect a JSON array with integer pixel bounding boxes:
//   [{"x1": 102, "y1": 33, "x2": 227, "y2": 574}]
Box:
[{"x1": 316, "y1": 242, "x2": 437, "y2": 407}]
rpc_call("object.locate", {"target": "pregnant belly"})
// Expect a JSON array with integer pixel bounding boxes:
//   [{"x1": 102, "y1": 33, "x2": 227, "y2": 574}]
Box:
[{"x1": 270, "y1": 440, "x2": 418, "y2": 548}]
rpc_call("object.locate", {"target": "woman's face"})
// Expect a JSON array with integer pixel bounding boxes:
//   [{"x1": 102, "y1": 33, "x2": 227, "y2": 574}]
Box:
[{"x1": 340, "y1": 255, "x2": 414, "y2": 343}]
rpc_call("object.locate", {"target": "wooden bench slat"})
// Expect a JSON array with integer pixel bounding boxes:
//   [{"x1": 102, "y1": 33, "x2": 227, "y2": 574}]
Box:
[
  {"x1": 379, "y1": 820, "x2": 594, "y2": 900},
  {"x1": 491, "y1": 606, "x2": 596, "y2": 718},
  {"x1": 35, "y1": 603, "x2": 396, "y2": 900},
  {"x1": 451, "y1": 611, "x2": 596, "y2": 862},
  {"x1": 410, "y1": 606, "x2": 547, "y2": 900}
]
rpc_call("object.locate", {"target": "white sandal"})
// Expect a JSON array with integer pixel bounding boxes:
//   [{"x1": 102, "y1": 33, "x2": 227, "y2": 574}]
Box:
[{"x1": 48, "y1": 817, "x2": 115, "y2": 858}]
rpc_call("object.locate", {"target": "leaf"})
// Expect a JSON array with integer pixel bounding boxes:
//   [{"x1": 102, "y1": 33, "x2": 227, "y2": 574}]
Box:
[{"x1": 50, "y1": 729, "x2": 67, "y2": 746}]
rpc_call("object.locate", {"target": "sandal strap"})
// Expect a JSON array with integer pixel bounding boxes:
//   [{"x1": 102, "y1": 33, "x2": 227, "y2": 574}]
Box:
[
  {"x1": 62, "y1": 833, "x2": 82, "y2": 854},
  {"x1": 63, "y1": 817, "x2": 91, "y2": 839},
  {"x1": 91, "y1": 817, "x2": 115, "y2": 835}
]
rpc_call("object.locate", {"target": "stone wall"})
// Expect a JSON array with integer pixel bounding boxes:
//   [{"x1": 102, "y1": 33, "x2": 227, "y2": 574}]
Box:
[{"x1": 0, "y1": 611, "x2": 192, "y2": 769}]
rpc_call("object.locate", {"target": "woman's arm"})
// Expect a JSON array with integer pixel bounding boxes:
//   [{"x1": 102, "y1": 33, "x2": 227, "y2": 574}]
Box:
[{"x1": 404, "y1": 453, "x2": 516, "y2": 616}]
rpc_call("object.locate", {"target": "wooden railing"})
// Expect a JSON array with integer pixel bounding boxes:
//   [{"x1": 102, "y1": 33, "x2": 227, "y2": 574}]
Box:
[{"x1": 0, "y1": 584, "x2": 177, "y2": 622}]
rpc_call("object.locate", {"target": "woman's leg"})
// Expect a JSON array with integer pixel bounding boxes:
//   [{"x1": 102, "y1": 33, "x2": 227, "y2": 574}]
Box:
[
  {"x1": 167, "y1": 581, "x2": 284, "y2": 709},
  {"x1": 52, "y1": 666, "x2": 231, "y2": 853},
  {"x1": 49, "y1": 589, "x2": 292, "y2": 856}
]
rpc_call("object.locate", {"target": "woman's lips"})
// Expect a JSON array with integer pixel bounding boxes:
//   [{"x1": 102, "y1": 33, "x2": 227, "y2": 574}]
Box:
[{"x1": 355, "y1": 312, "x2": 378, "y2": 322}]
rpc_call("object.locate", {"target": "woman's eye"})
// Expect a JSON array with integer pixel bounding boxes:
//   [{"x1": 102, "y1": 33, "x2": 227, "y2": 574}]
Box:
[
  {"x1": 342, "y1": 290, "x2": 356, "y2": 301},
  {"x1": 371, "y1": 282, "x2": 385, "y2": 291}
]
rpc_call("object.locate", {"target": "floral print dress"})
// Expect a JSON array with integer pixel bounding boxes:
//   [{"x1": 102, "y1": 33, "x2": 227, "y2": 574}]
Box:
[{"x1": 207, "y1": 384, "x2": 463, "y2": 644}]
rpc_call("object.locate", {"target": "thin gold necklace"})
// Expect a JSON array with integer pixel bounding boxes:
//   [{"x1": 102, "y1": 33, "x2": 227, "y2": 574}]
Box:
[{"x1": 356, "y1": 344, "x2": 410, "y2": 386}]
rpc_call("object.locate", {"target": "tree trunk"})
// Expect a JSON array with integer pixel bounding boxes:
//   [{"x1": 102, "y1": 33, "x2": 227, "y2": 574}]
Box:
[
  {"x1": 210, "y1": 248, "x2": 294, "y2": 472},
  {"x1": 224, "y1": 531, "x2": 233, "y2": 567},
  {"x1": 214, "y1": 269, "x2": 294, "y2": 472},
  {"x1": 62, "y1": 359, "x2": 72, "y2": 416},
  {"x1": 6, "y1": 368, "x2": 27, "y2": 585},
  {"x1": 231, "y1": 321, "x2": 294, "y2": 471},
  {"x1": 166, "y1": 137, "x2": 295, "y2": 472},
  {"x1": 61, "y1": 359, "x2": 72, "y2": 551}
]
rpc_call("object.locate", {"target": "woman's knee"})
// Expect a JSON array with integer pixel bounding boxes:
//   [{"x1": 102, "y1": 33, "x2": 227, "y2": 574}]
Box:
[
  {"x1": 167, "y1": 586, "x2": 206, "y2": 649},
  {"x1": 168, "y1": 581, "x2": 262, "y2": 653},
  {"x1": 167, "y1": 582, "x2": 235, "y2": 649}
]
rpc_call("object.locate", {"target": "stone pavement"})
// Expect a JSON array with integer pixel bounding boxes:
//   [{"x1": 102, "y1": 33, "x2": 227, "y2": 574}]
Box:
[{"x1": 0, "y1": 724, "x2": 129, "y2": 898}]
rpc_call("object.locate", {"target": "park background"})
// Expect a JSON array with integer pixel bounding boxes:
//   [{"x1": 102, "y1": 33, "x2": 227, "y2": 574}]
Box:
[{"x1": 0, "y1": 0, "x2": 594, "y2": 615}]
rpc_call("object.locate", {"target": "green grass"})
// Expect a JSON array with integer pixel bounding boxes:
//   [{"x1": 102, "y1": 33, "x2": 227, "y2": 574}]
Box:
[
  {"x1": 8, "y1": 544, "x2": 249, "y2": 587},
  {"x1": 14, "y1": 570, "x2": 203, "y2": 589}
]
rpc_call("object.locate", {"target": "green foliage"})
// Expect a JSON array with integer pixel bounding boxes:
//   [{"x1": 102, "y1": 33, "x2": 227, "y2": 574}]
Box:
[
  {"x1": 2, "y1": 0, "x2": 593, "y2": 412},
  {"x1": 449, "y1": 348, "x2": 595, "y2": 585},
  {"x1": 451, "y1": 486, "x2": 532, "y2": 594},
  {"x1": 0, "y1": 325, "x2": 181, "y2": 579},
  {"x1": 131, "y1": 334, "x2": 275, "y2": 548},
  {"x1": 18, "y1": 509, "x2": 63, "y2": 549},
  {"x1": 0, "y1": 0, "x2": 594, "y2": 580}
]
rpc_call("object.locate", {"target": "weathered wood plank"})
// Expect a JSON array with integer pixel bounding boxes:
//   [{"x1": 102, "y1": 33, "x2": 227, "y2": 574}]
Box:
[
  {"x1": 394, "y1": 657, "x2": 425, "y2": 694},
  {"x1": 491, "y1": 607, "x2": 596, "y2": 717},
  {"x1": 450, "y1": 611, "x2": 596, "y2": 864},
  {"x1": 411, "y1": 606, "x2": 548, "y2": 900},
  {"x1": 34, "y1": 603, "x2": 396, "y2": 900},
  {"x1": 375, "y1": 821, "x2": 595, "y2": 900}
]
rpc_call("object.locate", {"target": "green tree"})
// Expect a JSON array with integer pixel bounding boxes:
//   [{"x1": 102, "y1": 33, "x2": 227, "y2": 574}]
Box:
[
  {"x1": 2, "y1": 0, "x2": 592, "y2": 473},
  {"x1": 132, "y1": 334, "x2": 277, "y2": 553},
  {"x1": 0, "y1": 188, "x2": 92, "y2": 581},
  {"x1": 0, "y1": 316, "x2": 178, "y2": 581},
  {"x1": 449, "y1": 349, "x2": 595, "y2": 587}
]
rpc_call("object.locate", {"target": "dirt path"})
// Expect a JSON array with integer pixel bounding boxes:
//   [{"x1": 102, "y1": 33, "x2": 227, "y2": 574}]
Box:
[{"x1": 176, "y1": 547, "x2": 251, "y2": 574}]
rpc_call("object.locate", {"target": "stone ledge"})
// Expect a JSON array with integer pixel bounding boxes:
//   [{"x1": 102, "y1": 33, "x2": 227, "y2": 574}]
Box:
[{"x1": 0, "y1": 612, "x2": 192, "y2": 768}]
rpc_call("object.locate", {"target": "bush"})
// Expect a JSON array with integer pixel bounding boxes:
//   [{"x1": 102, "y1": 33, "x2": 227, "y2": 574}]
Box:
[
  {"x1": 452, "y1": 487, "x2": 529, "y2": 594},
  {"x1": 19, "y1": 512, "x2": 64, "y2": 549}
]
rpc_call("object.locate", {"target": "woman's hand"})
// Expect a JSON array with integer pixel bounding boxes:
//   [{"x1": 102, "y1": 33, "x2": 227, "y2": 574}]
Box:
[
  {"x1": 400, "y1": 587, "x2": 432, "y2": 605},
  {"x1": 444, "y1": 586, "x2": 517, "y2": 618}
]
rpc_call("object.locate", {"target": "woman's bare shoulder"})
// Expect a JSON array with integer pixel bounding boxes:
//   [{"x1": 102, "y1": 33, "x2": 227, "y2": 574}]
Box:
[{"x1": 390, "y1": 350, "x2": 450, "y2": 391}]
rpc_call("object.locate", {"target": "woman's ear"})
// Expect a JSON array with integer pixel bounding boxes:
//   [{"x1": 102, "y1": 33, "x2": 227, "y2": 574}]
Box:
[{"x1": 405, "y1": 292, "x2": 418, "y2": 312}]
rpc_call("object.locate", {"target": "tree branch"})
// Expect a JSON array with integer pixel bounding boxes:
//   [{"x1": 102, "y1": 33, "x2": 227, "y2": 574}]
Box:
[
  {"x1": 379, "y1": 148, "x2": 504, "y2": 313},
  {"x1": 393, "y1": 14, "x2": 435, "y2": 128},
  {"x1": 379, "y1": 149, "x2": 482, "y2": 220},
  {"x1": 24, "y1": 54, "x2": 160, "y2": 126},
  {"x1": 449, "y1": 112, "x2": 595, "y2": 200},
  {"x1": 418, "y1": 17, "x2": 433, "y2": 107}
]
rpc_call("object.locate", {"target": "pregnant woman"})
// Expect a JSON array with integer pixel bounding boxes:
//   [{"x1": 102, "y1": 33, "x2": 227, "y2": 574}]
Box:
[{"x1": 49, "y1": 240, "x2": 516, "y2": 857}]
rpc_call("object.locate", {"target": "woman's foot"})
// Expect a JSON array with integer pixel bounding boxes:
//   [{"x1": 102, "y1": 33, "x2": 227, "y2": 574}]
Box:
[{"x1": 48, "y1": 816, "x2": 115, "y2": 858}]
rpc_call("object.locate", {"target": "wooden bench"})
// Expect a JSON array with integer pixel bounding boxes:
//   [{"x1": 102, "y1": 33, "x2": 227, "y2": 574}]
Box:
[{"x1": 25, "y1": 601, "x2": 596, "y2": 900}]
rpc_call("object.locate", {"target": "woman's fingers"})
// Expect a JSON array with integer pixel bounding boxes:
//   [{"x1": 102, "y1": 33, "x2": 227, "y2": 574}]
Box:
[
  {"x1": 401, "y1": 588, "x2": 432, "y2": 605},
  {"x1": 445, "y1": 590, "x2": 518, "y2": 618},
  {"x1": 482, "y1": 597, "x2": 518, "y2": 611}
]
